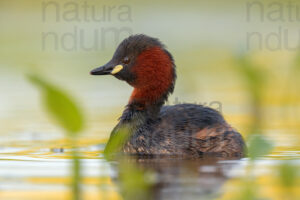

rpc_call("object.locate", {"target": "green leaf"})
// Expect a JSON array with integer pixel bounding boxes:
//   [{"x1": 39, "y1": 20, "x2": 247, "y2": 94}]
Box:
[
  {"x1": 235, "y1": 55, "x2": 266, "y2": 101},
  {"x1": 247, "y1": 134, "x2": 273, "y2": 160},
  {"x1": 295, "y1": 51, "x2": 300, "y2": 67},
  {"x1": 119, "y1": 160, "x2": 152, "y2": 200},
  {"x1": 28, "y1": 74, "x2": 84, "y2": 135},
  {"x1": 278, "y1": 161, "x2": 298, "y2": 188},
  {"x1": 104, "y1": 126, "x2": 130, "y2": 158},
  {"x1": 234, "y1": 178, "x2": 258, "y2": 200}
]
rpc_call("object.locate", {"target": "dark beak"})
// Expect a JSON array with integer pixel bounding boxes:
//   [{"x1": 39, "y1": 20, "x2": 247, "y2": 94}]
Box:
[{"x1": 90, "y1": 61, "x2": 114, "y2": 75}]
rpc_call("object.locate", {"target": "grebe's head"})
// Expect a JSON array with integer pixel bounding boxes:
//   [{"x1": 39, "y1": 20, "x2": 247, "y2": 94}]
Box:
[{"x1": 91, "y1": 34, "x2": 176, "y2": 107}]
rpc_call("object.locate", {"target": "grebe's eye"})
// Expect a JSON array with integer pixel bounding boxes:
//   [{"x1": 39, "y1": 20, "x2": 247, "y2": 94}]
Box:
[{"x1": 122, "y1": 57, "x2": 130, "y2": 64}]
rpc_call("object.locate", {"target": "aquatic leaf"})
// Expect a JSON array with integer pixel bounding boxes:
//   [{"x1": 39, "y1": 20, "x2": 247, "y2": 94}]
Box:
[
  {"x1": 235, "y1": 55, "x2": 265, "y2": 101},
  {"x1": 278, "y1": 161, "x2": 298, "y2": 188},
  {"x1": 234, "y1": 54, "x2": 266, "y2": 133},
  {"x1": 119, "y1": 160, "x2": 152, "y2": 200},
  {"x1": 104, "y1": 126, "x2": 130, "y2": 158},
  {"x1": 28, "y1": 74, "x2": 84, "y2": 135},
  {"x1": 247, "y1": 134, "x2": 273, "y2": 160},
  {"x1": 235, "y1": 178, "x2": 258, "y2": 200}
]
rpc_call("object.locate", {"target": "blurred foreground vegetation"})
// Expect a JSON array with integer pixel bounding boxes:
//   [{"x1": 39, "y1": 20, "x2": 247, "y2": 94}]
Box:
[
  {"x1": 0, "y1": 0, "x2": 299, "y2": 199},
  {"x1": 28, "y1": 49, "x2": 300, "y2": 199}
]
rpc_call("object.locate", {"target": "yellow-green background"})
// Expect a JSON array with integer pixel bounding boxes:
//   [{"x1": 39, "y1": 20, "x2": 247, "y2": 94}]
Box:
[{"x1": 0, "y1": 0, "x2": 299, "y2": 199}]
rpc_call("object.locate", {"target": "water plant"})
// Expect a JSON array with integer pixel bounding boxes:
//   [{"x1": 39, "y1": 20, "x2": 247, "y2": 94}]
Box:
[{"x1": 28, "y1": 74, "x2": 84, "y2": 200}]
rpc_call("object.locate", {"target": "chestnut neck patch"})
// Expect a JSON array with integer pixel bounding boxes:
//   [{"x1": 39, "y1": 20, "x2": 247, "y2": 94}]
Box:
[{"x1": 128, "y1": 46, "x2": 175, "y2": 110}]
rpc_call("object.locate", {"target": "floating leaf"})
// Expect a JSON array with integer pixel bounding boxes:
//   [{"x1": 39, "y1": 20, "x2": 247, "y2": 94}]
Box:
[
  {"x1": 247, "y1": 134, "x2": 273, "y2": 160},
  {"x1": 28, "y1": 74, "x2": 84, "y2": 135}
]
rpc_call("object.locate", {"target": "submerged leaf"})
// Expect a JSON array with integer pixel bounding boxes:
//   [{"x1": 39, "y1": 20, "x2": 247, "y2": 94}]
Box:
[
  {"x1": 28, "y1": 74, "x2": 84, "y2": 135},
  {"x1": 247, "y1": 134, "x2": 273, "y2": 160}
]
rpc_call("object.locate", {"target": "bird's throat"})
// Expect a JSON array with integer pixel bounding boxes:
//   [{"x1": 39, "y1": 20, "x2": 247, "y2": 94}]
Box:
[{"x1": 128, "y1": 46, "x2": 175, "y2": 110}]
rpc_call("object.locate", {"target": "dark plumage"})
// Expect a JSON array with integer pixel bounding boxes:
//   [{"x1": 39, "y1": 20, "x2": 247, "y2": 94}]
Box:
[{"x1": 91, "y1": 34, "x2": 245, "y2": 158}]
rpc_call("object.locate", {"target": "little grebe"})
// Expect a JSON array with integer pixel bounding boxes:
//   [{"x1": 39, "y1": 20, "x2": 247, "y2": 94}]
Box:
[{"x1": 91, "y1": 34, "x2": 245, "y2": 157}]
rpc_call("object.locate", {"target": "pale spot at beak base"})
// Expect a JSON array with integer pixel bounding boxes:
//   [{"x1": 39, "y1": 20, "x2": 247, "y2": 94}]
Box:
[{"x1": 111, "y1": 65, "x2": 123, "y2": 75}]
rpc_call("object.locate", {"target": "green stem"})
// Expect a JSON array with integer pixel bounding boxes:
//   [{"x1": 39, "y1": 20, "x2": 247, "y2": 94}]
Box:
[{"x1": 70, "y1": 137, "x2": 81, "y2": 200}]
